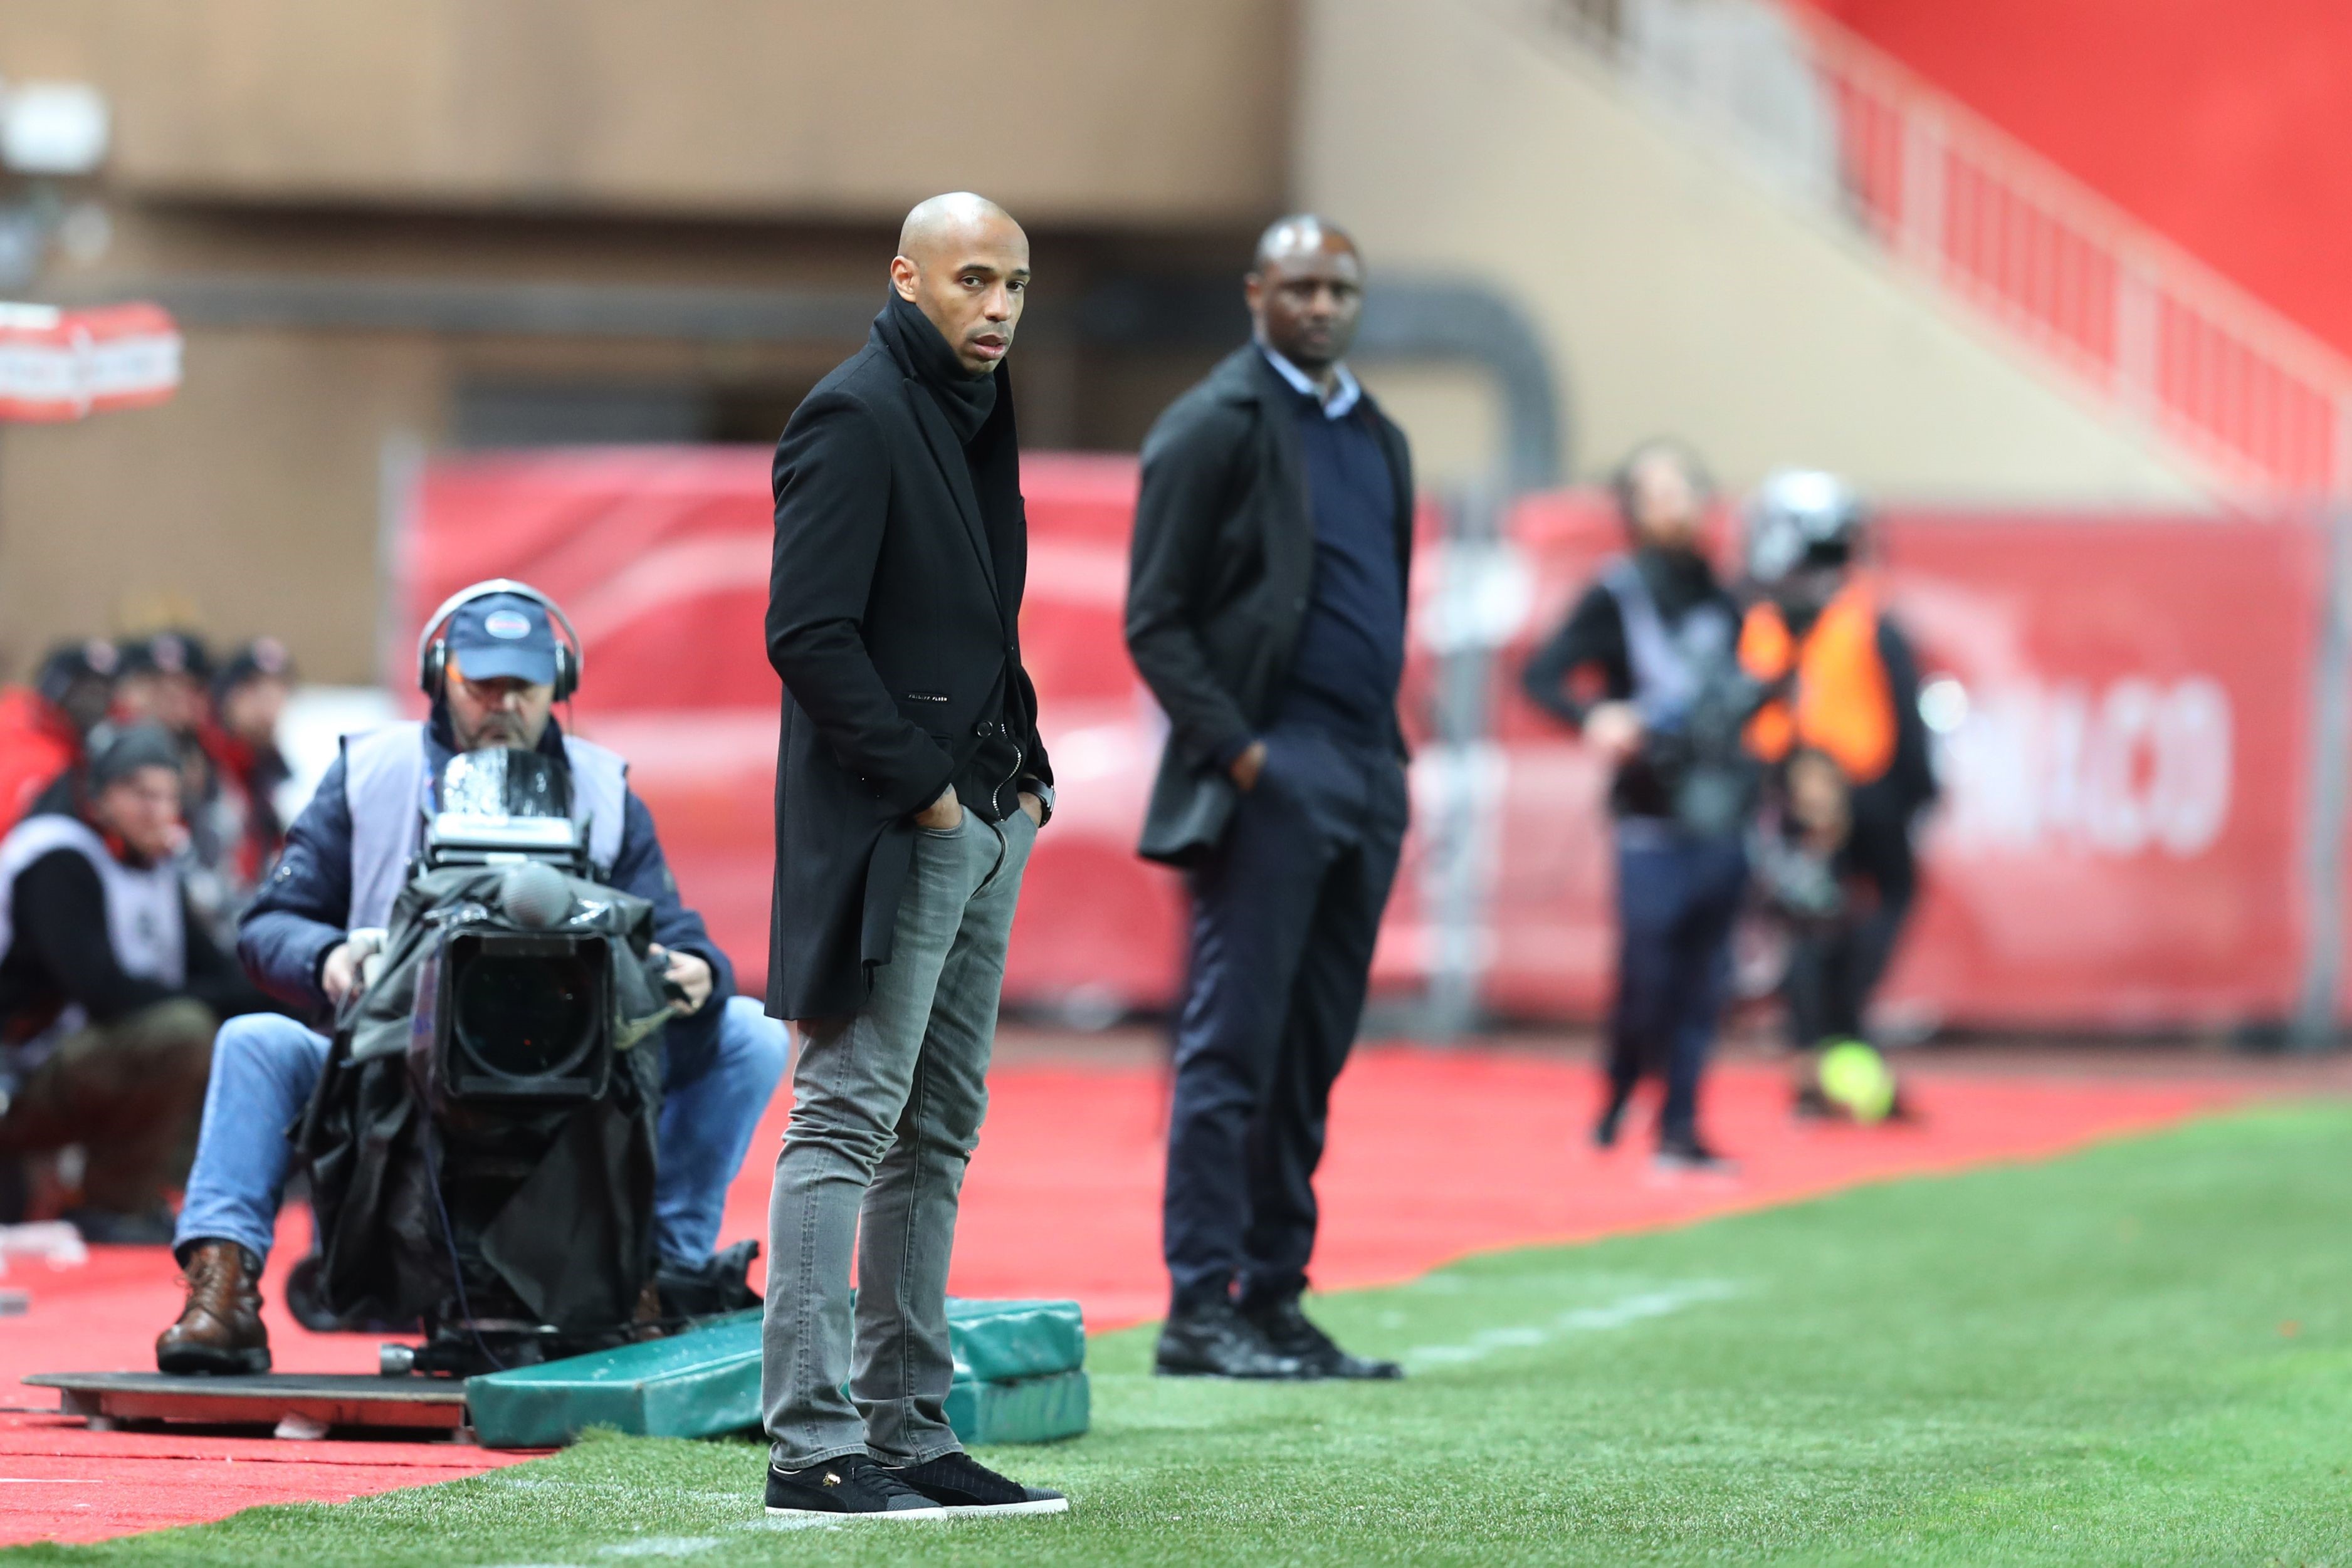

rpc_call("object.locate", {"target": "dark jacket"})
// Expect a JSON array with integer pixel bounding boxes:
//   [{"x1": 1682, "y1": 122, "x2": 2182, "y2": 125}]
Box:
[
  {"x1": 1520, "y1": 546, "x2": 1743, "y2": 820},
  {"x1": 1125, "y1": 345, "x2": 1415, "y2": 865},
  {"x1": 1855, "y1": 615, "x2": 1939, "y2": 822},
  {"x1": 0, "y1": 822, "x2": 269, "y2": 1042},
  {"x1": 765, "y1": 312, "x2": 1051, "y2": 1020},
  {"x1": 239, "y1": 711, "x2": 735, "y2": 1063}
]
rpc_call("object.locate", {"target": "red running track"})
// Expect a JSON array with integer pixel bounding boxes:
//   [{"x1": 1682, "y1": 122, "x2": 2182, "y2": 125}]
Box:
[{"x1": 2, "y1": 1048, "x2": 2252, "y2": 1545}]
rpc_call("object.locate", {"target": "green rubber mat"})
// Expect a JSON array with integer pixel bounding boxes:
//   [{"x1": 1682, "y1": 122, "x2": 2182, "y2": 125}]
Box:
[
  {"x1": 942, "y1": 1367, "x2": 1090, "y2": 1446},
  {"x1": 945, "y1": 1295, "x2": 1087, "y2": 1383},
  {"x1": 466, "y1": 1298, "x2": 1086, "y2": 1448}
]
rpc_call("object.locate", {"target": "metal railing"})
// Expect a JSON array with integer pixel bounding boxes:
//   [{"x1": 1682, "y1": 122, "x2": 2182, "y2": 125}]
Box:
[{"x1": 1521, "y1": 0, "x2": 2352, "y2": 499}]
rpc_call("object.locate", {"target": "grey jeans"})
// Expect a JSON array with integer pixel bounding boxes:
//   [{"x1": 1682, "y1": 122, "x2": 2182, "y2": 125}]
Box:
[{"x1": 761, "y1": 806, "x2": 1034, "y2": 1467}]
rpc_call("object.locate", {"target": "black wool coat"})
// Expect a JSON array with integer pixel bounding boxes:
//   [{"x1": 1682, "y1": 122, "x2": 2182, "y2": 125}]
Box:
[
  {"x1": 765, "y1": 322, "x2": 1048, "y2": 1020},
  {"x1": 1125, "y1": 345, "x2": 1414, "y2": 865}
]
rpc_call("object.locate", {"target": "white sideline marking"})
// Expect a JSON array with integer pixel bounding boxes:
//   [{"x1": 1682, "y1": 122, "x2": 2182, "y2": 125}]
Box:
[
  {"x1": 495, "y1": 1478, "x2": 740, "y2": 1505},
  {"x1": 599, "y1": 1539, "x2": 718, "y2": 1558},
  {"x1": 1403, "y1": 1280, "x2": 1741, "y2": 1368}
]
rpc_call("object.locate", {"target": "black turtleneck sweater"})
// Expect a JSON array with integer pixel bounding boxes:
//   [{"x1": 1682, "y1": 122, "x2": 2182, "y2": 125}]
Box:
[
  {"x1": 1520, "y1": 545, "x2": 1741, "y2": 820},
  {"x1": 869, "y1": 291, "x2": 1038, "y2": 819}
]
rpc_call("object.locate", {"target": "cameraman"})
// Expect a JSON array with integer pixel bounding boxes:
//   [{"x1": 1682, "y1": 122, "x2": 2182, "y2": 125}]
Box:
[
  {"x1": 1521, "y1": 439, "x2": 1749, "y2": 1172},
  {"x1": 1738, "y1": 472, "x2": 1936, "y2": 1114},
  {"x1": 157, "y1": 590, "x2": 788, "y2": 1374}
]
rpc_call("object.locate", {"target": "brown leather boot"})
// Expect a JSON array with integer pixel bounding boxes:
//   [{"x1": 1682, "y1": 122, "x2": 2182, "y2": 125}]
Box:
[{"x1": 155, "y1": 1240, "x2": 271, "y2": 1374}]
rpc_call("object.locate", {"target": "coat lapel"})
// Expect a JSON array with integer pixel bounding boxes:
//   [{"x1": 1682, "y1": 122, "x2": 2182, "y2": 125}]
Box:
[{"x1": 903, "y1": 378, "x2": 1004, "y2": 609}]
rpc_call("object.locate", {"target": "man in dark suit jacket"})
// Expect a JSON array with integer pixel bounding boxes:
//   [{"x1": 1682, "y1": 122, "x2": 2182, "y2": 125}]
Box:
[
  {"x1": 1127, "y1": 215, "x2": 1414, "y2": 1382},
  {"x1": 759, "y1": 192, "x2": 1064, "y2": 1523}
]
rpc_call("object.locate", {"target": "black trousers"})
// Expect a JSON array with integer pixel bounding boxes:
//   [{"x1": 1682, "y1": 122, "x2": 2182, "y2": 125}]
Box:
[
  {"x1": 1162, "y1": 723, "x2": 1409, "y2": 1312},
  {"x1": 1785, "y1": 790, "x2": 1918, "y2": 1048},
  {"x1": 1606, "y1": 825, "x2": 1748, "y2": 1142}
]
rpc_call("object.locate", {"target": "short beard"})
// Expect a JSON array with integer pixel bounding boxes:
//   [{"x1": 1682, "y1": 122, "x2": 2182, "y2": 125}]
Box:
[{"x1": 456, "y1": 716, "x2": 534, "y2": 753}]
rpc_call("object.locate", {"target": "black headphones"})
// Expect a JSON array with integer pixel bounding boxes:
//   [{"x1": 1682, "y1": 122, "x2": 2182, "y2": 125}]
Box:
[{"x1": 415, "y1": 578, "x2": 583, "y2": 704}]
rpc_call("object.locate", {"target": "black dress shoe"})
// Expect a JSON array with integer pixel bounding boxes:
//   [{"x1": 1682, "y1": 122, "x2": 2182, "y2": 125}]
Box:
[
  {"x1": 1653, "y1": 1133, "x2": 1738, "y2": 1174},
  {"x1": 885, "y1": 1450, "x2": 1068, "y2": 1517},
  {"x1": 1153, "y1": 1300, "x2": 1306, "y2": 1378},
  {"x1": 1243, "y1": 1295, "x2": 1404, "y2": 1380}
]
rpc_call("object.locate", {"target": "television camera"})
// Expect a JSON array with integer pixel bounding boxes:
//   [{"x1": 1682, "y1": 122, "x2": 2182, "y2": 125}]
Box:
[{"x1": 297, "y1": 746, "x2": 678, "y2": 1377}]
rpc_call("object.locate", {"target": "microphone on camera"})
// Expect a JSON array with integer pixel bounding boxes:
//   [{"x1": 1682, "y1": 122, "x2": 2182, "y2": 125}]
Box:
[{"x1": 499, "y1": 860, "x2": 574, "y2": 929}]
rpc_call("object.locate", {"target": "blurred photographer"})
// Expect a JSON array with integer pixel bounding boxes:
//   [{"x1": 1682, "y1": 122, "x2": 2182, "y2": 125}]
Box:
[
  {"x1": 0, "y1": 723, "x2": 274, "y2": 1241},
  {"x1": 157, "y1": 586, "x2": 787, "y2": 1374},
  {"x1": 1521, "y1": 439, "x2": 1754, "y2": 1171},
  {"x1": 1737, "y1": 472, "x2": 1936, "y2": 1120}
]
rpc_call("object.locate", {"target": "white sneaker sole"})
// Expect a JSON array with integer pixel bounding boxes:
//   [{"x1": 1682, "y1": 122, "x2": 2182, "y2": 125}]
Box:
[
  {"x1": 935, "y1": 1497, "x2": 1071, "y2": 1518},
  {"x1": 762, "y1": 1504, "x2": 952, "y2": 1521}
]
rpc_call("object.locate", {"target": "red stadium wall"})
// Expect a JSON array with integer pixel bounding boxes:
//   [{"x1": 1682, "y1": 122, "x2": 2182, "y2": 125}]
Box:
[
  {"x1": 404, "y1": 448, "x2": 2333, "y2": 1032},
  {"x1": 1788, "y1": 0, "x2": 2352, "y2": 359}
]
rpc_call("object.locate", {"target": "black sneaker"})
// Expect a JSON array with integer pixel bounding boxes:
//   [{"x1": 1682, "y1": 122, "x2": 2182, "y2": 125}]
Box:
[
  {"x1": 885, "y1": 1451, "x2": 1068, "y2": 1517},
  {"x1": 1153, "y1": 1300, "x2": 1307, "y2": 1379},
  {"x1": 1653, "y1": 1134, "x2": 1738, "y2": 1175},
  {"x1": 1242, "y1": 1295, "x2": 1404, "y2": 1380},
  {"x1": 764, "y1": 1453, "x2": 949, "y2": 1520}
]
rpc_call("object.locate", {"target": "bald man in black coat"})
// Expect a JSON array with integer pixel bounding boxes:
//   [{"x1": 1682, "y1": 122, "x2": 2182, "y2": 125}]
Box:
[{"x1": 759, "y1": 194, "x2": 1063, "y2": 1521}]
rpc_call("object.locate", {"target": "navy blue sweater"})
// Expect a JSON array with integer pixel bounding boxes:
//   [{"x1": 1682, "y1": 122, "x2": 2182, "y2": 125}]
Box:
[{"x1": 1271, "y1": 389, "x2": 1405, "y2": 750}]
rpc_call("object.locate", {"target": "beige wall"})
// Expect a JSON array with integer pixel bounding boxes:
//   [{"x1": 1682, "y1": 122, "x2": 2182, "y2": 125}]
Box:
[
  {"x1": 0, "y1": 0, "x2": 1294, "y2": 224},
  {"x1": 1296, "y1": 0, "x2": 2218, "y2": 503},
  {"x1": 0, "y1": 331, "x2": 442, "y2": 682}
]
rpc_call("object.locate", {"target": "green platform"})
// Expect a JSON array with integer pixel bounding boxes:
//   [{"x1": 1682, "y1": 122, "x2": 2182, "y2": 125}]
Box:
[
  {"x1": 943, "y1": 1368, "x2": 1089, "y2": 1446},
  {"x1": 466, "y1": 1297, "x2": 1087, "y2": 1449}
]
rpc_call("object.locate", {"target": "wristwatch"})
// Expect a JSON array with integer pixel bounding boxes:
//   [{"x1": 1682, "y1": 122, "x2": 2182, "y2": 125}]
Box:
[{"x1": 1024, "y1": 781, "x2": 1054, "y2": 826}]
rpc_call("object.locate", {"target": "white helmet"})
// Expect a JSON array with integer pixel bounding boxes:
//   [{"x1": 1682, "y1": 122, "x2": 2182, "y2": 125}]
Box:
[{"x1": 1745, "y1": 469, "x2": 1864, "y2": 587}]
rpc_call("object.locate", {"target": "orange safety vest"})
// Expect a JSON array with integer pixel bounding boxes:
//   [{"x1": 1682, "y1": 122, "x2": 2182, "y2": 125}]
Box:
[{"x1": 1738, "y1": 578, "x2": 1896, "y2": 783}]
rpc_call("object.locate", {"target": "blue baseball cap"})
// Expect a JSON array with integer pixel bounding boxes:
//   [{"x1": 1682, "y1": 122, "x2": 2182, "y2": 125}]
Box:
[{"x1": 444, "y1": 592, "x2": 559, "y2": 687}]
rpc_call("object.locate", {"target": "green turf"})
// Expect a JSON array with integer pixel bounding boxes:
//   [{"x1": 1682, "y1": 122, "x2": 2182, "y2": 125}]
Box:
[{"x1": 14, "y1": 1103, "x2": 2352, "y2": 1566}]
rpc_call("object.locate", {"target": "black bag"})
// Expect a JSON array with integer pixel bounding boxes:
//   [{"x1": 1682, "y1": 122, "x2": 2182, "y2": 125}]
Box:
[{"x1": 293, "y1": 865, "x2": 673, "y2": 1337}]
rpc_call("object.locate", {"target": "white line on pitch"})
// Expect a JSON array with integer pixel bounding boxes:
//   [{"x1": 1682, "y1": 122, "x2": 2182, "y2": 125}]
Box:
[{"x1": 1402, "y1": 1280, "x2": 1742, "y2": 1368}]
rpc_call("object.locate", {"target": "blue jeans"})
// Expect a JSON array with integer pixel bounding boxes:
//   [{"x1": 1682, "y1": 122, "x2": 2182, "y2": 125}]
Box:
[
  {"x1": 1608, "y1": 826, "x2": 1748, "y2": 1142},
  {"x1": 175, "y1": 995, "x2": 789, "y2": 1268}
]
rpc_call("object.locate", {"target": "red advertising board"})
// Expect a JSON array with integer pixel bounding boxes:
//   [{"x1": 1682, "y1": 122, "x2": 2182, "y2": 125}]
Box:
[
  {"x1": 0, "y1": 302, "x2": 181, "y2": 421},
  {"x1": 406, "y1": 448, "x2": 2326, "y2": 1031}
]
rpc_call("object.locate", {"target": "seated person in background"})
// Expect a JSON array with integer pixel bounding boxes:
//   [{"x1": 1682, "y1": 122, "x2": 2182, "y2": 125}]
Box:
[
  {"x1": 195, "y1": 638, "x2": 297, "y2": 931},
  {"x1": 0, "y1": 723, "x2": 276, "y2": 1241},
  {"x1": 159, "y1": 587, "x2": 790, "y2": 1374},
  {"x1": 112, "y1": 629, "x2": 215, "y2": 739},
  {"x1": 117, "y1": 631, "x2": 241, "y2": 942},
  {"x1": 0, "y1": 639, "x2": 120, "y2": 833}
]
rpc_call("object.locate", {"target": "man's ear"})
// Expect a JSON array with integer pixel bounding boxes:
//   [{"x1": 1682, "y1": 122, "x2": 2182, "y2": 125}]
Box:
[{"x1": 889, "y1": 255, "x2": 920, "y2": 302}]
